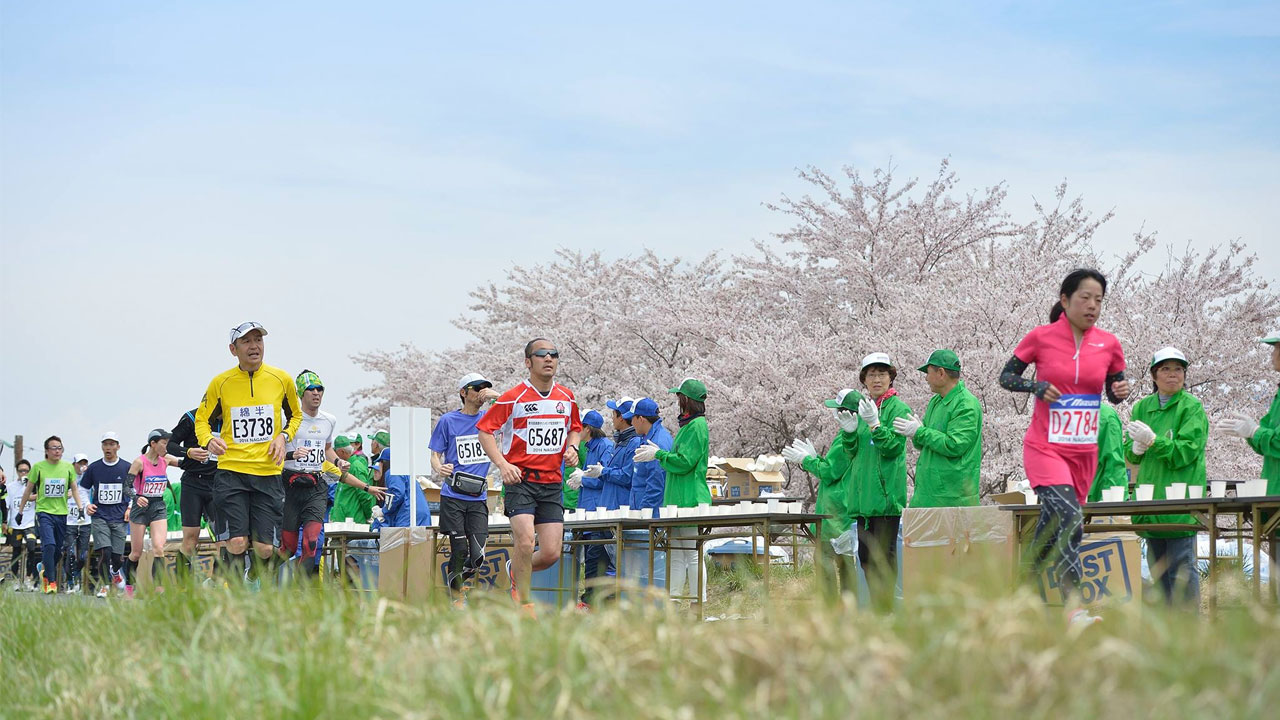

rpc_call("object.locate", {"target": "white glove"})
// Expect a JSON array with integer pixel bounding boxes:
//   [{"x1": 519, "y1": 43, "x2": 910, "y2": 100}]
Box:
[
  {"x1": 892, "y1": 414, "x2": 922, "y2": 438},
  {"x1": 858, "y1": 397, "x2": 880, "y2": 429},
  {"x1": 1126, "y1": 420, "x2": 1156, "y2": 446},
  {"x1": 583, "y1": 463, "x2": 604, "y2": 479},
  {"x1": 567, "y1": 469, "x2": 583, "y2": 490},
  {"x1": 781, "y1": 442, "x2": 809, "y2": 465},
  {"x1": 782, "y1": 438, "x2": 819, "y2": 465},
  {"x1": 1217, "y1": 412, "x2": 1259, "y2": 440},
  {"x1": 633, "y1": 441, "x2": 660, "y2": 463},
  {"x1": 371, "y1": 506, "x2": 384, "y2": 522},
  {"x1": 835, "y1": 409, "x2": 860, "y2": 433}
]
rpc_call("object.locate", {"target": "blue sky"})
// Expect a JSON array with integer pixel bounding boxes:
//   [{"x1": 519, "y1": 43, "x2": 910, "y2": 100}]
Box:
[{"x1": 2, "y1": 1, "x2": 1277, "y2": 465}]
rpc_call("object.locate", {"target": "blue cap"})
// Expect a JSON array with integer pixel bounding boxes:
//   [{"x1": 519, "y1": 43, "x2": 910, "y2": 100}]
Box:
[
  {"x1": 582, "y1": 410, "x2": 604, "y2": 429},
  {"x1": 606, "y1": 397, "x2": 634, "y2": 416},
  {"x1": 632, "y1": 397, "x2": 659, "y2": 418},
  {"x1": 377, "y1": 448, "x2": 390, "y2": 464}
]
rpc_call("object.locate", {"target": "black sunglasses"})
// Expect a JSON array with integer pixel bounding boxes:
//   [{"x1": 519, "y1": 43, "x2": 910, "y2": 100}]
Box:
[{"x1": 530, "y1": 349, "x2": 560, "y2": 358}]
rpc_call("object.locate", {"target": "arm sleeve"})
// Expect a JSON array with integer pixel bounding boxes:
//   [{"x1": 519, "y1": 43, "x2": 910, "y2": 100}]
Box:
[
  {"x1": 195, "y1": 377, "x2": 220, "y2": 447},
  {"x1": 1145, "y1": 405, "x2": 1209, "y2": 470},
  {"x1": 282, "y1": 379, "x2": 303, "y2": 440},
  {"x1": 999, "y1": 356, "x2": 1050, "y2": 398},
  {"x1": 913, "y1": 402, "x2": 981, "y2": 458},
  {"x1": 870, "y1": 402, "x2": 909, "y2": 459}
]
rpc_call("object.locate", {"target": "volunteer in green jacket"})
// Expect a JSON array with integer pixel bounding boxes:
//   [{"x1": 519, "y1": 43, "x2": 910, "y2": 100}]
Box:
[
  {"x1": 1086, "y1": 404, "x2": 1128, "y2": 503},
  {"x1": 1125, "y1": 347, "x2": 1207, "y2": 607},
  {"x1": 894, "y1": 350, "x2": 983, "y2": 507},
  {"x1": 17, "y1": 435, "x2": 84, "y2": 593},
  {"x1": 782, "y1": 389, "x2": 859, "y2": 602},
  {"x1": 331, "y1": 435, "x2": 375, "y2": 523},
  {"x1": 853, "y1": 353, "x2": 911, "y2": 611},
  {"x1": 634, "y1": 377, "x2": 711, "y2": 600},
  {"x1": 1216, "y1": 327, "x2": 1280, "y2": 601}
]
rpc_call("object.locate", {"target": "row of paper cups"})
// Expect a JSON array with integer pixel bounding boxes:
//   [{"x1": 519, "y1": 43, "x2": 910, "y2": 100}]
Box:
[{"x1": 563, "y1": 500, "x2": 805, "y2": 522}]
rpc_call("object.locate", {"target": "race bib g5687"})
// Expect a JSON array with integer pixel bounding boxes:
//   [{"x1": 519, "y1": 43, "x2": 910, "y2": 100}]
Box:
[
  {"x1": 99, "y1": 482, "x2": 123, "y2": 505},
  {"x1": 524, "y1": 418, "x2": 566, "y2": 455},
  {"x1": 231, "y1": 405, "x2": 275, "y2": 444},
  {"x1": 142, "y1": 475, "x2": 167, "y2": 498},
  {"x1": 44, "y1": 478, "x2": 67, "y2": 499},
  {"x1": 297, "y1": 438, "x2": 325, "y2": 472},
  {"x1": 455, "y1": 434, "x2": 485, "y2": 465},
  {"x1": 1049, "y1": 394, "x2": 1101, "y2": 445}
]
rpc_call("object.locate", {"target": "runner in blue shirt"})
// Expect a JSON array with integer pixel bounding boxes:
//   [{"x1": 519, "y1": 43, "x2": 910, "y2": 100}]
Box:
[
  {"x1": 80, "y1": 432, "x2": 135, "y2": 597},
  {"x1": 429, "y1": 372, "x2": 500, "y2": 605}
]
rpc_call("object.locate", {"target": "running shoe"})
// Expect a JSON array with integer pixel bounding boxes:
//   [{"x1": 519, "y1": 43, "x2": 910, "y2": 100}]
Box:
[
  {"x1": 23, "y1": 579, "x2": 36, "y2": 592},
  {"x1": 69, "y1": 583, "x2": 82, "y2": 595},
  {"x1": 44, "y1": 581, "x2": 58, "y2": 595},
  {"x1": 96, "y1": 585, "x2": 109, "y2": 599},
  {"x1": 520, "y1": 602, "x2": 538, "y2": 620},
  {"x1": 1067, "y1": 608, "x2": 1102, "y2": 629},
  {"x1": 112, "y1": 569, "x2": 127, "y2": 590},
  {"x1": 575, "y1": 601, "x2": 591, "y2": 612}
]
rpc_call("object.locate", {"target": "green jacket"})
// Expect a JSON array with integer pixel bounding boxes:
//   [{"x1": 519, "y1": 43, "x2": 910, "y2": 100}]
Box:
[
  {"x1": 1087, "y1": 404, "x2": 1128, "y2": 503},
  {"x1": 657, "y1": 416, "x2": 711, "y2": 508},
  {"x1": 1246, "y1": 384, "x2": 1280, "y2": 495},
  {"x1": 164, "y1": 483, "x2": 183, "y2": 532},
  {"x1": 849, "y1": 394, "x2": 911, "y2": 519},
  {"x1": 910, "y1": 381, "x2": 982, "y2": 508},
  {"x1": 801, "y1": 433, "x2": 855, "y2": 540},
  {"x1": 332, "y1": 454, "x2": 375, "y2": 524},
  {"x1": 561, "y1": 440, "x2": 585, "y2": 511},
  {"x1": 1125, "y1": 389, "x2": 1207, "y2": 539}
]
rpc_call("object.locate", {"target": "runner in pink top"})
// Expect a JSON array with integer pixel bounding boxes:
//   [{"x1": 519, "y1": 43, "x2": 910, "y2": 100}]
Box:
[
  {"x1": 1000, "y1": 268, "x2": 1131, "y2": 627},
  {"x1": 123, "y1": 429, "x2": 182, "y2": 594}
]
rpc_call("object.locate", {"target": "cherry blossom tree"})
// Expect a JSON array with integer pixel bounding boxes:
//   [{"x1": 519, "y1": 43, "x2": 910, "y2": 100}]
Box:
[{"x1": 351, "y1": 160, "x2": 1280, "y2": 504}]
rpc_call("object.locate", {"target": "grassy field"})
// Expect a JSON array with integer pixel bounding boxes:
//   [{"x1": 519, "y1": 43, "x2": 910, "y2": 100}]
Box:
[{"x1": 2, "y1": 566, "x2": 1278, "y2": 720}]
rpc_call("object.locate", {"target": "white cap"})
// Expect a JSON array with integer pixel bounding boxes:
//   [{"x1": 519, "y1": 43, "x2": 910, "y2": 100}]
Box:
[
  {"x1": 72, "y1": 453, "x2": 89, "y2": 463},
  {"x1": 229, "y1": 321, "x2": 268, "y2": 343},
  {"x1": 860, "y1": 352, "x2": 894, "y2": 370},
  {"x1": 1261, "y1": 328, "x2": 1280, "y2": 345},
  {"x1": 100, "y1": 431, "x2": 120, "y2": 443},
  {"x1": 457, "y1": 372, "x2": 493, "y2": 391},
  {"x1": 1150, "y1": 346, "x2": 1188, "y2": 368}
]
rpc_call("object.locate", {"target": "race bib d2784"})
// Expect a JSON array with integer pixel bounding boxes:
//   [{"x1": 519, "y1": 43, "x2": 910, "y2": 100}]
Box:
[
  {"x1": 231, "y1": 405, "x2": 275, "y2": 444},
  {"x1": 1049, "y1": 394, "x2": 1101, "y2": 445}
]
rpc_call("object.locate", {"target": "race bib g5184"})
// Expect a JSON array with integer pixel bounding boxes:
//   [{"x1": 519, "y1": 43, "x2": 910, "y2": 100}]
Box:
[
  {"x1": 99, "y1": 482, "x2": 123, "y2": 505},
  {"x1": 1049, "y1": 394, "x2": 1101, "y2": 445},
  {"x1": 297, "y1": 438, "x2": 325, "y2": 472},
  {"x1": 455, "y1": 434, "x2": 485, "y2": 465},
  {"x1": 231, "y1": 404, "x2": 275, "y2": 444},
  {"x1": 142, "y1": 475, "x2": 167, "y2": 498},
  {"x1": 44, "y1": 478, "x2": 67, "y2": 499},
  {"x1": 524, "y1": 418, "x2": 566, "y2": 455}
]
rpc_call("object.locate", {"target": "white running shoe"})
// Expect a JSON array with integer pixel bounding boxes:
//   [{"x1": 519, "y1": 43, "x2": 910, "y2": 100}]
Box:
[
  {"x1": 1067, "y1": 608, "x2": 1102, "y2": 629},
  {"x1": 96, "y1": 585, "x2": 110, "y2": 599}
]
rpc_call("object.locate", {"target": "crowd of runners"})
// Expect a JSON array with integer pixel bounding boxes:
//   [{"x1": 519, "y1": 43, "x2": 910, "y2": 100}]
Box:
[{"x1": 2, "y1": 269, "x2": 1279, "y2": 620}]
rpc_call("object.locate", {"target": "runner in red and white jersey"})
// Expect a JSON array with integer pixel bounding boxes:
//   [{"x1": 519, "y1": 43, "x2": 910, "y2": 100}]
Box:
[{"x1": 478, "y1": 338, "x2": 582, "y2": 613}]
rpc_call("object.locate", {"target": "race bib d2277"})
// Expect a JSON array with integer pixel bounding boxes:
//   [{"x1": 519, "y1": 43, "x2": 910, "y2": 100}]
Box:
[{"x1": 1048, "y1": 394, "x2": 1101, "y2": 445}]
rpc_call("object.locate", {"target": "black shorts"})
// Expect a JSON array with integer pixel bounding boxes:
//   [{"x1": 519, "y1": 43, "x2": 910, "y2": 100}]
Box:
[
  {"x1": 439, "y1": 495, "x2": 489, "y2": 538},
  {"x1": 215, "y1": 469, "x2": 285, "y2": 546},
  {"x1": 180, "y1": 472, "x2": 218, "y2": 529},
  {"x1": 504, "y1": 480, "x2": 563, "y2": 525},
  {"x1": 130, "y1": 497, "x2": 167, "y2": 526},
  {"x1": 282, "y1": 474, "x2": 329, "y2": 530}
]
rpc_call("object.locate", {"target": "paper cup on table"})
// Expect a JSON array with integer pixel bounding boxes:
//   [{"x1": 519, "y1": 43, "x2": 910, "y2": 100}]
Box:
[
  {"x1": 658, "y1": 506, "x2": 673, "y2": 519},
  {"x1": 1189, "y1": 486, "x2": 1204, "y2": 499},
  {"x1": 1167, "y1": 483, "x2": 1187, "y2": 500},
  {"x1": 738, "y1": 501, "x2": 753, "y2": 513},
  {"x1": 787, "y1": 502, "x2": 801, "y2": 513},
  {"x1": 766, "y1": 498, "x2": 780, "y2": 513},
  {"x1": 1243, "y1": 479, "x2": 1264, "y2": 497},
  {"x1": 1027, "y1": 492, "x2": 1039, "y2": 505},
  {"x1": 1135, "y1": 485, "x2": 1155, "y2": 502},
  {"x1": 1210, "y1": 481, "x2": 1227, "y2": 498},
  {"x1": 619, "y1": 505, "x2": 630, "y2": 515},
  {"x1": 585, "y1": 511, "x2": 598, "y2": 520}
]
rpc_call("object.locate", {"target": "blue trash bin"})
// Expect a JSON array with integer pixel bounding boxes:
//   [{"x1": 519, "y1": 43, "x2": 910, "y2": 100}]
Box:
[{"x1": 619, "y1": 529, "x2": 667, "y2": 601}]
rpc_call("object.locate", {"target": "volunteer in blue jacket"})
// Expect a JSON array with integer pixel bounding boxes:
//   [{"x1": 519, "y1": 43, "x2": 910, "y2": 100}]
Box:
[
  {"x1": 580, "y1": 398, "x2": 640, "y2": 606},
  {"x1": 371, "y1": 449, "x2": 431, "y2": 529},
  {"x1": 569, "y1": 411, "x2": 613, "y2": 513},
  {"x1": 430, "y1": 372, "x2": 500, "y2": 603},
  {"x1": 629, "y1": 398, "x2": 672, "y2": 516}
]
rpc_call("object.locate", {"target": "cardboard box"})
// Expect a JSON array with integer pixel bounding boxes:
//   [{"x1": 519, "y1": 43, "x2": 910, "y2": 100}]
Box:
[
  {"x1": 378, "y1": 526, "x2": 435, "y2": 601},
  {"x1": 715, "y1": 458, "x2": 786, "y2": 499},
  {"x1": 1037, "y1": 532, "x2": 1143, "y2": 607},
  {"x1": 901, "y1": 505, "x2": 1017, "y2": 597}
]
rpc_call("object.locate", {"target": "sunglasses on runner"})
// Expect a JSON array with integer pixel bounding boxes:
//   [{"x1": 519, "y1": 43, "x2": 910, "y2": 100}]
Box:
[{"x1": 530, "y1": 349, "x2": 559, "y2": 358}]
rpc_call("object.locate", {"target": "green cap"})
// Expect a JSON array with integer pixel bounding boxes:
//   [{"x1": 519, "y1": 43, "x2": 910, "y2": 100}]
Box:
[
  {"x1": 372, "y1": 430, "x2": 391, "y2": 447},
  {"x1": 822, "y1": 388, "x2": 864, "y2": 412},
  {"x1": 295, "y1": 370, "x2": 323, "y2": 396},
  {"x1": 917, "y1": 349, "x2": 961, "y2": 373},
  {"x1": 668, "y1": 377, "x2": 707, "y2": 402},
  {"x1": 333, "y1": 435, "x2": 352, "y2": 449},
  {"x1": 351, "y1": 433, "x2": 363, "y2": 445},
  {"x1": 1262, "y1": 328, "x2": 1280, "y2": 345}
]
